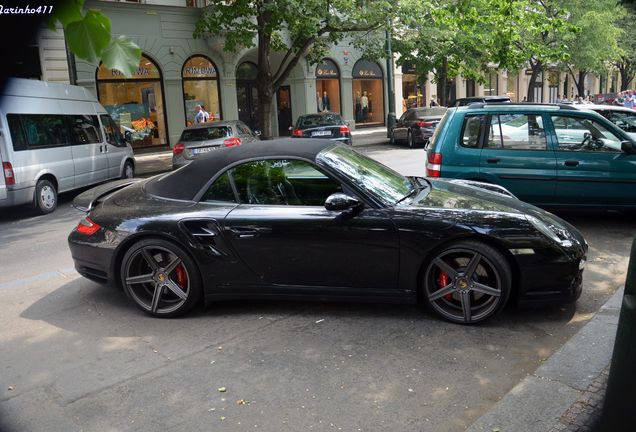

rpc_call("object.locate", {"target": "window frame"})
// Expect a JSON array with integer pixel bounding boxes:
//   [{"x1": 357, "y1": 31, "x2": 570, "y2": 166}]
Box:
[
  {"x1": 548, "y1": 113, "x2": 624, "y2": 154},
  {"x1": 485, "y1": 113, "x2": 548, "y2": 152},
  {"x1": 8, "y1": 114, "x2": 74, "y2": 151},
  {"x1": 458, "y1": 114, "x2": 487, "y2": 149}
]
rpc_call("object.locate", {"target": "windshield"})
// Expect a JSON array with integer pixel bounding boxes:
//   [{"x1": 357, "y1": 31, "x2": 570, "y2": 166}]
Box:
[
  {"x1": 298, "y1": 114, "x2": 342, "y2": 128},
  {"x1": 317, "y1": 145, "x2": 413, "y2": 206},
  {"x1": 180, "y1": 126, "x2": 231, "y2": 141}
]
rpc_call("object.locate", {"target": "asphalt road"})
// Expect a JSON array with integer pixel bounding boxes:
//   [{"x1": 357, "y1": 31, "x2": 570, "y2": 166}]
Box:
[{"x1": 0, "y1": 144, "x2": 634, "y2": 432}]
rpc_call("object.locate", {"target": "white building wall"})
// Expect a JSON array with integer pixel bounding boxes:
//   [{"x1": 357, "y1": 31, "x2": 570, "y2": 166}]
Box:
[{"x1": 38, "y1": 25, "x2": 70, "y2": 84}]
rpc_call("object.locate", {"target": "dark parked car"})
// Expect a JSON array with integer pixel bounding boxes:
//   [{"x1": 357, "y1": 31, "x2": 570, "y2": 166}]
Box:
[
  {"x1": 291, "y1": 112, "x2": 352, "y2": 145},
  {"x1": 390, "y1": 107, "x2": 448, "y2": 148},
  {"x1": 69, "y1": 139, "x2": 586, "y2": 324},
  {"x1": 172, "y1": 120, "x2": 259, "y2": 169},
  {"x1": 451, "y1": 95, "x2": 511, "y2": 107}
]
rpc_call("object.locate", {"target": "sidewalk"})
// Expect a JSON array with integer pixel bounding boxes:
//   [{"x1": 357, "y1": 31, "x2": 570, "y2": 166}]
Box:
[{"x1": 466, "y1": 287, "x2": 622, "y2": 432}]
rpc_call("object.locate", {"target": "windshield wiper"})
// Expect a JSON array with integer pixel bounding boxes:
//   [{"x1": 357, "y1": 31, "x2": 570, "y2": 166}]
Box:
[{"x1": 394, "y1": 178, "x2": 429, "y2": 206}]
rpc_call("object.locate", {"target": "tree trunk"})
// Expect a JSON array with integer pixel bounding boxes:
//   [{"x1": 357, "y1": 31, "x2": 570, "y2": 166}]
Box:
[
  {"x1": 577, "y1": 70, "x2": 586, "y2": 97},
  {"x1": 438, "y1": 58, "x2": 448, "y2": 106},
  {"x1": 618, "y1": 62, "x2": 634, "y2": 92},
  {"x1": 526, "y1": 60, "x2": 542, "y2": 103},
  {"x1": 256, "y1": 2, "x2": 275, "y2": 140}
]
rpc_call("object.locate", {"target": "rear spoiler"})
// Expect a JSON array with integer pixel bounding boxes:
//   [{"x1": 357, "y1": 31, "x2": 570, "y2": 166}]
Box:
[{"x1": 72, "y1": 179, "x2": 142, "y2": 212}]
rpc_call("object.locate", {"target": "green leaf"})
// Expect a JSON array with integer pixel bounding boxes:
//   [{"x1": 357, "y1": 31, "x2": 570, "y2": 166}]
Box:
[
  {"x1": 53, "y1": 0, "x2": 85, "y2": 27},
  {"x1": 65, "y1": 9, "x2": 111, "y2": 64},
  {"x1": 101, "y1": 36, "x2": 142, "y2": 76}
]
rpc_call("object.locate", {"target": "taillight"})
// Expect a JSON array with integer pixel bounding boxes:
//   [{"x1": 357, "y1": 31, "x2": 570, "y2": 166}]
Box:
[
  {"x1": 223, "y1": 137, "x2": 242, "y2": 147},
  {"x1": 426, "y1": 152, "x2": 442, "y2": 177},
  {"x1": 417, "y1": 120, "x2": 435, "y2": 128},
  {"x1": 76, "y1": 217, "x2": 101, "y2": 235},
  {"x1": 2, "y1": 162, "x2": 15, "y2": 185},
  {"x1": 339, "y1": 125, "x2": 350, "y2": 136},
  {"x1": 292, "y1": 128, "x2": 304, "y2": 137},
  {"x1": 173, "y1": 143, "x2": 185, "y2": 156}
]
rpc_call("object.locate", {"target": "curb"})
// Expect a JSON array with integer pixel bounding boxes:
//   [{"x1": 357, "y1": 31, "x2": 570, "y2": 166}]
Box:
[{"x1": 466, "y1": 287, "x2": 622, "y2": 432}]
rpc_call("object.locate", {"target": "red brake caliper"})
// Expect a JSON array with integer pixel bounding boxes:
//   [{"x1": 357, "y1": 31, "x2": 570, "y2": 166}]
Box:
[
  {"x1": 437, "y1": 272, "x2": 453, "y2": 301},
  {"x1": 174, "y1": 264, "x2": 187, "y2": 289}
]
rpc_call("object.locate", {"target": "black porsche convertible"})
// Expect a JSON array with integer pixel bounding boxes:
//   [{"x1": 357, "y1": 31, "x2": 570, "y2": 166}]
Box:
[{"x1": 68, "y1": 139, "x2": 587, "y2": 324}]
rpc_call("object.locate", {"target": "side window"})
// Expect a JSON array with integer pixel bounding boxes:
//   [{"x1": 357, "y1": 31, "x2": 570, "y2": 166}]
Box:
[
  {"x1": 20, "y1": 115, "x2": 71, "y2": 148},
  {"x1": 231, "y1": 159, "x2": 342, "y2": 205},
  {"x1": 552, "y1": 115, "x2": 622, "y2": 153},
  {"x1": 486, "y1": 114, "x2": 546, "y2": 150},
  {"x1": 6, "y1": 114, "x2": 27, "y2": 151},
  {"x1": 460, "y1": 115, "x2": 485, "y2": 148},
  {"x1": 201, "y1": 171, "x2": 237, "y2": 203},
  {"x1": 70, "y1": 115, "x2": 101, "y2": 144},
  {"x1": 100, "y1": 114, "x2": 124, "y2": 147}
]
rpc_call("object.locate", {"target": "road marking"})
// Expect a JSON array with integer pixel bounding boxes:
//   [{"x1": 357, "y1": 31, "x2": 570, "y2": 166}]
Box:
[{"x1": 0, "y1": 267, "x2": 78, "y2": 290}]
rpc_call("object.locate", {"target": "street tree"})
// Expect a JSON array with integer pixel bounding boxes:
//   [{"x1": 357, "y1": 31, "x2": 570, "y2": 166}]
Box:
[
  {"x1": 194, "y1": 0, "x2": 392, "y2": 139},
  {"x1": 558, "y1": 0, "x2": 624, "y2": 97},
  {"x1": 492, "y1": 0, "x2": 577, "y2": 102},
  {"x1": 391, "y1": 0, "x2": 503, "y2": 106},
  {"x1": 615, "y1": 7, "x2": 636, "y2": 91}
]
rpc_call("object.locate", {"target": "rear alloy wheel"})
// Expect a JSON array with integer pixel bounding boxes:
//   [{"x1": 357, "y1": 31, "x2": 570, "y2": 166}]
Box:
[
  {"x1": 407, "y1": 130, "x2": 415, "y2": 148},
  {"x1": 422, "y1": 241, "x2": 511, "y2": 324},
  {"x1": 121, "y1": 239, "x2": 202, "y2": 317},
  {"x1": 34, "y1": 179, "x2": 57, "y2": 214}
]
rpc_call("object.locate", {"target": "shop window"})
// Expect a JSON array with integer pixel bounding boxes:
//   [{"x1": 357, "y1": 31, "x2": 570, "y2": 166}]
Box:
[
  {"x1": 352, "y1": 60, "x2": 384, "y2": 126},
  {"x1": 96, "y1": 54, "x2": 167, "y2": 149},
  {"x1": 316, "y1": 59, "x2": 341, "y2": 114},
  {"x1": 182, "y1": 55, "x2": 222, "y2": 126}
]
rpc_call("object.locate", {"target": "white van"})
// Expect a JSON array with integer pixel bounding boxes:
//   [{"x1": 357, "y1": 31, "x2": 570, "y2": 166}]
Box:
[{"x1": 0, "y1": 78, "x2": 135, "y2": 214}]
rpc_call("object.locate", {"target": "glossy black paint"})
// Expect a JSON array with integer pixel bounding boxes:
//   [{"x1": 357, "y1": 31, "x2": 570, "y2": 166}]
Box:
[
  {"x1": 391, "y1": 108, "x2": 447, "y2": 147},
  {"x1": 68, "y1": 139, "x2": 586, "y2": 313},
  {"x1": 291, "y1": 112, "x2": 351, "y2": 145}
]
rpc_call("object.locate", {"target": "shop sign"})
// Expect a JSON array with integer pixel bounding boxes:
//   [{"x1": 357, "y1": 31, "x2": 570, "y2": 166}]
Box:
[
  {"x1": 111, "y1": 67, "x2": 151, "y2": 77},
  {"x1": 352, "y1": 60, "x2": 382, "y2": 79},
  {"x1": 316, "y1": 64, "x2": 339, "y2": 78},
  {"x1": 183, "y1": 66, "x2": 217, "y2": 78}
]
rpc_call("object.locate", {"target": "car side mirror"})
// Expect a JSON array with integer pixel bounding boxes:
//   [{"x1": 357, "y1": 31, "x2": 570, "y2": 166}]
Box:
[
  {"x1": 621, "y1": 140, "x2": 636, "y2": 154},
  {"x1": 288, "y1": 126, "x2": 293, "y2": 131},
  {"x1": 325, "y1": 193, "x2": 362, "y2": 212}
]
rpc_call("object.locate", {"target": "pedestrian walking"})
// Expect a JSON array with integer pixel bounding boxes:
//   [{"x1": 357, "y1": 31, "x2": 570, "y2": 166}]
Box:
[{"x1": 624, "y1": 92, "x2": 635, "y2": 109}]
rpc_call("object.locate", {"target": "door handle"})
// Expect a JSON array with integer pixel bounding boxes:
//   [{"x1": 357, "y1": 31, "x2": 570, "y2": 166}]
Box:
[
  {"x1": 99, "y1": 145, "x2": 103, "y2": 153},
  {"x1": 564, "y1": 160, "x2": 580, "y2": 167},
  {"x1": 229, "y1": 227, "x2": 259, "y2": 239},
  {"x1": 486, "y1": 158, "x2": 500, "y2": 164}
]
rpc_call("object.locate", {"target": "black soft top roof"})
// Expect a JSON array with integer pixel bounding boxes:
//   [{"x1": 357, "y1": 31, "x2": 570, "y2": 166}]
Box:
[{"x1": 145, "y1": 138, "x2": 337, "y2": 201}]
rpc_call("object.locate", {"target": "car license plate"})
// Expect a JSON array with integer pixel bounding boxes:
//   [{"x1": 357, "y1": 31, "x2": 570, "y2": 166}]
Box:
[
  {"x1": 311, "y1": 131, "x2": 331, "y2": 137},
  {"x1": 192, "y1": 147, "x2": 215, "y2": 154}
]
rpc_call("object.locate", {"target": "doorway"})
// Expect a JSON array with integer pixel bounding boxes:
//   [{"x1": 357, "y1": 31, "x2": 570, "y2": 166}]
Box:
[{"x1": 277, "y1": 86, "x2": 292, "y2": 136}]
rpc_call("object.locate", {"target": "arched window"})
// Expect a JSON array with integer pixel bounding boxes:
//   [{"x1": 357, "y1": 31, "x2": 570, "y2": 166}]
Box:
[
  {"x1": 96, "y1": 54, "x2": 167, "y2": 148},
  {"x1": 182, "y1": 55, "x2": 222, "y2": 125},
  {"x1": 352, "y1": 60, "x2": 384, "y2": 126},
  {"x1": 315, "y1": 59, "x2": 341, "y2": 114}
]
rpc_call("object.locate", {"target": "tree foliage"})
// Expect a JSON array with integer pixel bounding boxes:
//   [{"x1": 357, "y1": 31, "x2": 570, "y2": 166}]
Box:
[
  {"x1": 50, "y1": 0, "x2": 141, "y2": 76},
  {"x1": 194, "y1": 0, "x2": 393, "y2": 139},
  {"x1": 615, "y1": 6, "x2": 636, "y2": 90}
]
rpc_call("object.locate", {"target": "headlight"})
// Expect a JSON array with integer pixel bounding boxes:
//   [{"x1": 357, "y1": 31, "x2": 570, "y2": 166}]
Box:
[{"x1": 525, "y1": 215, "x2": 573, "y2": 247}]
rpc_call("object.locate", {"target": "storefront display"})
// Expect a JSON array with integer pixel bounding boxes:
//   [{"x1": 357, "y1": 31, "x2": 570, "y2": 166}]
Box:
[
  {"x1": 315, "y1": 59, "x2": 341, "y2": 114},
  {"x1": 401, "y1": 63, "x2": 424, "y2": 111},
  {"x1": 352, "y1": 60, "x2": 384, "y2": 126},
  {"x1": 97, "y1": 54, "x2": 167, "y2": 148},
  {"x1": 182, "y1": 55, "x2": 221, "y2": 126}
]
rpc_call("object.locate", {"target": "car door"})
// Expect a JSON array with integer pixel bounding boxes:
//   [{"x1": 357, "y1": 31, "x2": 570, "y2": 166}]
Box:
[
  {"x1": 548, "y1": 113, "x2": 636, "y2": 207},
  {"x1": 479, "y1": 112, "x2": 557, "y2": 204},
  {"x1": 100, "y1": 114, "x2": 129, "y2": 179},
  {"x1": 392, "y1": 111, "x2": 409, "y2": 142},
  {"x1": 69, "y1": 114, "x2": 109, "y2": 186},
  {"x1": 222, "y1": 158, "x2": 400, "y2": 291}
]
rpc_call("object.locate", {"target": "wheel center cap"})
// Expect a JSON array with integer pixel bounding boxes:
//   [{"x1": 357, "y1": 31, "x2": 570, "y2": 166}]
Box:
[
  {"x1": 157, "y1": 273, "x2": 167, "y2": 283},
  {"x1": 456, "y1": 278, "x2": 470, "y2": 290}
]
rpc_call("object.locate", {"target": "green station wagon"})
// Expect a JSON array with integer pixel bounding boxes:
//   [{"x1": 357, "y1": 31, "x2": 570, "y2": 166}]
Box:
[{"x1": 426, "y1": 103, "x2": 636, "y2": 209}]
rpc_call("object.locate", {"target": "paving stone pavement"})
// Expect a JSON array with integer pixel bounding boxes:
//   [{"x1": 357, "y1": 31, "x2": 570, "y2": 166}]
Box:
[{"x1": 548, "y1": 368, "x2": 608, "y2": 432}]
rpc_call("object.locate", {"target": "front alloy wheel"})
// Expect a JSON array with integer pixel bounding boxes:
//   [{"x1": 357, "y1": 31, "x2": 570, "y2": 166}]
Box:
[
  {"x1": 423, "y1": 241, "x2": 511, "y2": 324},
  {"x1": 121, "y1": 239, "x2": 202, "y2": 317}
]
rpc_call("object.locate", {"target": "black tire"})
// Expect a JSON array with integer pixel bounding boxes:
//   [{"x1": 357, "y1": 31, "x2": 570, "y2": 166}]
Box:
[
  {"x1": 407, "y1": 130, "x2": 415, "y2": 148},
  {"x1": 33, "y1": 179, "x2": 57, "y2": 214},
  {"x1": 390, "y1": 129, "x2": 396, "y2": 145},
  {"x1": 422, "y1": 241, "x2": 511, "y2": 324},
  {"x1": 122, "y1": 160, "x2": 134, "y2": 179},
  {"x1": 120, "y1": 238, "x2": 202, "y2": 317}
]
